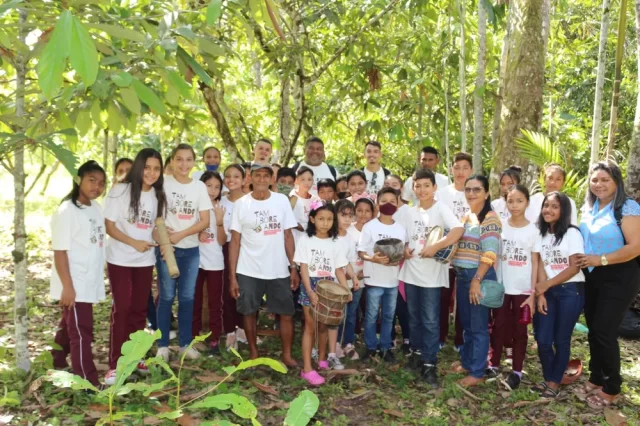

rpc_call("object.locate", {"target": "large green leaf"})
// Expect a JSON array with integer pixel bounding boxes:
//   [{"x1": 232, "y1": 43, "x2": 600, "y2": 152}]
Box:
[
  {"x1": 38, "y1": 136, "x2": 79, "y2": 176},
  {"x1": 75, "y1": 110, "x2": 92, "y2": 136},
  {"x1": 284, "y1": 390, "x2": 319, "y2": 426},
  {"x1": 206, "y1": 0, "x2": 223, "y2": 25},
  {"x1": 131, "y1": 79, "x2": 167, "y2": 115},
  {"x1": 189, "y1": 394, "x2": 258, "y2": 419},
  {"x1": 111, "y1": 71, "x2": 133, "y2": 87},
  {"x1": 69, "y1": 15, "x2": 98, "y2": 86},
  {"x1": 177, "y1": 46, "x2": 213, "y2": 87},
  {"x1": 167, "y1": 70, "x2": 192, "y2": 98},
  {"x1": 120, "y1": 87, "x2": 141, "y2": 114},
  {"x1": 515, "y1": 129, "x2": 562, "y2": 167},
  {"x1": 44, "y1": 370, "x2": 99, "y2": 392},
  {"x1": 0, "y1": 0, "x2": 23, "y2": 15},
  {"x1": 106, "y1": 102, "x2": 124, "y2": 133},
  {"x1": 36, "y1": 11, "x2": 72, "y2": 100},
  {"x1": 111, "y1": 329, "x2": 160, "y2": 390},
  {"x1": 235, "y1": 358, "x2": 287, "y2": 374},
  {"x1": 86, "y1": 23, "x2": 146, "y2": 42}
]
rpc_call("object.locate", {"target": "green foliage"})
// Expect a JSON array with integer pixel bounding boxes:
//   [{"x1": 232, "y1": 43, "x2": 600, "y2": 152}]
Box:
[
  {"x1": 207, "y1": 0, "x2": 223, "y2": 26},
  {"x1": 191, "y1": 394, "x2": 258, "y2": 419},
  {"x1": 515, "y1": 130, "x2": 562, "y2": 167},
  {"x1": 284, "y1": 390, "x2": 320, "y2": 426}
]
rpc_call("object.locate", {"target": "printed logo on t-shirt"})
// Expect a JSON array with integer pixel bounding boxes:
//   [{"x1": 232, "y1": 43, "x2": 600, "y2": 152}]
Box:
[
  {"x1": 452, "y1": 201, "x2": 470, "y2": 220},
  {"x1": 127, "y1": 208, "x2": 154, "y2": 230},
  {"x1": 308, "y1": 248, "x2": 333, "y2": 277},
  {"x1": 502, "y1": 239, "x2": 529, "y2": 267},
  {"x1": 202, "y1": 227, "x2": 214, "y2": 244},
  {"x1": 410, "y1": 220, "x2": 432, "y2": 248},
  {"x1": 89, "y1": 218, "x2": 105, "y2": 248},
  {"x1": 376, "y1": 232, "x2": 394, "y2": 240},
  {"x1": 252, "y1": 210, "x2": 282, "y2": 235},
  {"x1": 170, "y1": 192, "x2": 195, "y2": 220},
  {"x1": 541, "y1": 239, "x2": 569, "y2": 271}
]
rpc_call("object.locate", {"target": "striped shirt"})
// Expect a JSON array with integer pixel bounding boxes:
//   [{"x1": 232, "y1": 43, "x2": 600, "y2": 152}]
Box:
[{"x1": 452, "y1": 211, "x2": 502, "y2": 269}]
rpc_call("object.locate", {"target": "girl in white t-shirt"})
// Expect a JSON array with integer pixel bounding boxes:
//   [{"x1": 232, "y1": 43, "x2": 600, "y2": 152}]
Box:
[
  {"x1": 50, "y1": 161, "x2": 106, "y2": 387},
  {"x1": 491, "y1": 166, "x2": 522, "y2": 222},
  {"x1": 291, "y1": 166, "x2": 320, "y2": 244},
  {"x1": 193, "y1": 171, "x2": 227, "y2": 355},
  {"x1": 294, "y1": 202, "x2": 350, "y2": 386},
  {"x1": 532, "y1": 191, "x2": 585, "y2": 398},
  {"x1": 154, "y1": 144, "x2": 213, "y2": 362},
  {"x1": 529, "y1": 164, "x2": 578, "y2": 226},
  {"x1": 104, "y1": 148, "x2": 166, "y2": 385},
  {"x1": 488, "y1": 185, "x2": 538, "y2": 390},
  {"x1": 192, "y1": 146, "x2": 222, "y2": 181},
  {"x1": 346, "y1": 170, "x2": 376, "y2": 203},
  {"x1": 221, "y1": 164, "x2": 249, "y2": 350}
]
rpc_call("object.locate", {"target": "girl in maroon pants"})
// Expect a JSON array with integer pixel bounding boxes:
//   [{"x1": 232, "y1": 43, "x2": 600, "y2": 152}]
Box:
[
  {"x1": 103, "y1": 149, "x2": 166, "y2": 385},
  {"x1": 193, "y1": 171, "x2": 227, "y2": 354},
  {"x1": 50, "y1": 161, "x2": 107, "y2": 388},
  {"x1": 488, "y1": 185, "x2": 538, "y2": 390}
]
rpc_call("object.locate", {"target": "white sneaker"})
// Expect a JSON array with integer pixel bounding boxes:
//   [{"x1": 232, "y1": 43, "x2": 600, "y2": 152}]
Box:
[
  {"x1": 328, "y1": 354, "x2": 344, "y2": 370},
  {"x1": 157, "y1": 347, "x2": 170, "y2": 362},
  {"x1": 312, "y1": 348, "x2": 319, "y2": 362},
  {"x1": 225, "y1": 332, "x2": 238, "y2": 352},
  {"x1": 235, "y1": 328, "x2": 247, "y2": 343},
  {"x1": 180, "y1": 346, "x2": 200, "y2": 360},
  {"x1": 336, "y1": 343, "x2": 345, "y2": 359},
  {"x1": 104, "y1": 369, "x2": 117, "y2": 385},
  {"x1": 344, "y1": 343, "x2": 359, "y2": 360}
]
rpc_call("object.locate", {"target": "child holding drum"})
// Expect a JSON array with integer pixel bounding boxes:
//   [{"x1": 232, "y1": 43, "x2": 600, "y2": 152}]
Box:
[{"x1": 294, "y1": 201, "x2": 350, "y2": 386}]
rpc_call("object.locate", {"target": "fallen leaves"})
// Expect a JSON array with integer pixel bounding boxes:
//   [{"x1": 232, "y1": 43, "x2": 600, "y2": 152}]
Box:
[
  {"x1": 259, "y1": 400, "x2": 290, "y2": 410},
  {"x1": 604, "y1": 408, "x2": 629, "y2": 426},
  {"x1": 383, "y1": 409, "x2": 404, "y2": 418},
  {"x1": 195, "y1": 372, "x2": 232, "y2": 383},
  {"x1": 252, "y1": 380, "x2": 279, "y2": 396}
]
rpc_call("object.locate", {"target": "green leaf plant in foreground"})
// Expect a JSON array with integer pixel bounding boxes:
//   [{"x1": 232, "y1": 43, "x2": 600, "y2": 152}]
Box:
[{"x1": 43, "y1": 329, "x2": 318, "y2": 425}]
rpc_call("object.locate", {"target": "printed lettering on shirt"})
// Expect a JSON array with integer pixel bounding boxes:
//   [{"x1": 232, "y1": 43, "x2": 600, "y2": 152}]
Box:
[
  {"x1": 410, "y1": 219, "x2": 432, "y2": 249},
  {"x1": 202, "y1": 227, "x2": 214, "y2": 244},
  {"x1": 452, "y1": 201, "x2": 470, "y2": 220},
  {"x1": 541, "y1": 238, "x2": 569, "y2": 271},
  {"x1": 89, "y1": 218, "x2": 105, "y2": 248},
  {"x1": 127, "y1": 207, "x2": 154, "y2": 230},
  {"x1": 170, "y1": 192, "x2": 196, "y2": 220},
  {"x1": 376, "y1": 232, "x2": 394, "y2": 240},
  {"x1": 502, "y1": 239, "x2": 528, "y2": 267},
  {"x1": 309, "y1": 248, "x2": 333, "y2": 277},
  {"x1": 253, "y1": 210, "x2": 282, "y2": 235}
]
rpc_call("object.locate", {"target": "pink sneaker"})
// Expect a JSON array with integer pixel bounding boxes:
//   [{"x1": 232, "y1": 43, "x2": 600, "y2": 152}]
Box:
[
  {"x1": 318, "y1": 360, "x2": 329, "y2": 370},
  {"x1": 300, "y1": 370, "x2": 325, "y2": 386}
]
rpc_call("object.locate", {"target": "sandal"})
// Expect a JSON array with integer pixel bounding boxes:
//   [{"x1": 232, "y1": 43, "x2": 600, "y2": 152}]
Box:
[
  {"x1": 300, "y1": 370, "x2": 325, "y2": 386},
  {"x1": 530, "y1": 382, "x2": 549, "y2": 394},
  {"x1": 573, "y1": 382, "x2": 602, "y2": 396},
  {"x1": 541, "y1": 386, "x2": 560, "y2": 399},
  {"x1": 586, "y1": 391, "x2": 620, "y2": 410}
]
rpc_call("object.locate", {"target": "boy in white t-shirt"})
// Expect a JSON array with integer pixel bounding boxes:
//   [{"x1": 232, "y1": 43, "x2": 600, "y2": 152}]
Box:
[
  {"x1": 358, "y1": 187, "x2": 407, "y2": 364},
  {"x1": 400, "y1": 169, "x2": 463, "y2": 387}
]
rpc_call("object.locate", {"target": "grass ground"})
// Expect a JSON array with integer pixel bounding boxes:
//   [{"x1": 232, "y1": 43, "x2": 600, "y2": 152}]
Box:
[{"x1": 0, "y1": 216, "x2": 639, "y2": 425}]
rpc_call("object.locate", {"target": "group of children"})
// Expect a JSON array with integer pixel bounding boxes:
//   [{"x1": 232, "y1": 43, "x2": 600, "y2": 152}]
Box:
[{"x1": 49, "y1": 142, "x2": 586, "y2": 396}]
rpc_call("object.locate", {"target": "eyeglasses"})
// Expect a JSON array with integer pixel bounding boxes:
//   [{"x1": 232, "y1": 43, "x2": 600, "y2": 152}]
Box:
[{"x1": 464, "y1": 187, "x2": 484, "y2": 194}]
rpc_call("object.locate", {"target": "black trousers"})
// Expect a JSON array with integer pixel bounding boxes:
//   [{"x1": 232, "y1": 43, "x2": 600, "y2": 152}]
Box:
[{"x1": 584, "y1": 260, "x2": 640, "y2": 395}]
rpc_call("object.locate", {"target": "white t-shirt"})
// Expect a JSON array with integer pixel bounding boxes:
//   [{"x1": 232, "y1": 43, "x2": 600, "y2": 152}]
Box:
[
  {"x1": 363, "y1": 167, "x2": 386, "y2": 194},
  {"x1": 436, "y1": 184, "x2": 470, "y2": 221},
  {"x1": 339, "y1": 232, "x2": 359, "y2": 288},
  {"x1": 534, "y1": 228, "x2": 585, "y2": 283},
  {"x1": 347, "y1": 225, "x2": 365, "y2": 274},
  {"x1": 392, "y1": 203, "x2": 410, "y2": 225},
  {"x1": 492, "y1": 198, "x2": 511, "y2": 223},
  {"x1": 220, "y1": 195, "x2": 236, "y2": 243},
  {"x1": 402, "y1": 173, "x2": 450, "y2": 206},
  {"x1": 297, "y1": 161, "x2": 336, "y2": 195},
  {"x1": 50, "y1": 200, "x2": 106, "y2": 304},
  {"x1": 291, "y1": 192, "x2": 320, "y2": 244},
  {"x1": 529, "y1": 192, "x2": 578, "y2": 225},
  {"x1": 501, "y1": 221, "x2": 538, "y2": 295},
  {"x1": 294, "y1": 235, "x2": 348, "y2": 279},
  {"x1": 164, "y1": 175, "x2": 213, "y2": 249},
  {"x1": 104, "y1": 184, "x2": 157, "y2": 267},
  {"x1": 358, "y1": 218, "x2": 407, "y2": 288},
  {"x1": 199, "y1": 212, "x2": 225, "y2": 271},
  {"x1": 399, "y1": 202, "x2": 462, "y2": 288},
  {"x1": 231, "y1": 192, "x2": 298, "y2": 279}
]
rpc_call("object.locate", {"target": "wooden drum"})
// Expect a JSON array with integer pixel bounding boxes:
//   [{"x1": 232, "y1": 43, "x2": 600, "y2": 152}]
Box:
[{"x1": 312, "y1": 280, "x2": 351, "y2": 326}]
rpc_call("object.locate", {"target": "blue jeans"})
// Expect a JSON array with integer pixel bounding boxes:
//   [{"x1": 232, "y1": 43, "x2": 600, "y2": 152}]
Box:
[
  {"x1": 338, "y1": 288, "x2": 363, "y2": 345},
  {"x1": 534, "y1": 282, "x2": 584, "y2": 384},
  {"x1": 455, "y1": 267, "x2": 496, "y2": 378},
  {"x1": 156, "y1": 247, "x2": 200, "y2": 348},
  {"x1": 405, "y1": 284, "x2": 441, "y2": 364},
  {"x1": 364, "y1": 286, "x2": 398, "y2": 351}
]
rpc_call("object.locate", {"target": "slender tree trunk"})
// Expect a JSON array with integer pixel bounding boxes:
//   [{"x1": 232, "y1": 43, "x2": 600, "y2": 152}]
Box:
[
  {"x1": 627, "y1": 0, "x2": 640, "y2": 201},
  {"x1": 606, "y1": 0, "x2": 628, "y2": 159},
  {"x1": 493, "y1": 0, "x2": 550, "y2": 191},
  {"x1": 591, "y1": 0, "x2": 612, "y2": 163},
  {"x1": 457, "y1": 0, "x2": 467, "y2": 152},
  {"x1": 109, "y1": 133, "x2": 118, "y2": 172},
  {"x1": 14, "y1": 9, "x2": 30, "y2": 372},
  {"x1": 473, "y1": 0, "x2": 487, "y2": 173},
  {"x1": 444, "y1": 3, "x2": 452, "y2": 168},
  {"x1": 102, "y1": 129, "x2": 109, "y2": 170},
  {"x1": 492, "y1": 2, "x2": 514, "y2": 155},
  {"x1": 200, "y1": 83, "x2": 244, "y2": 163}
]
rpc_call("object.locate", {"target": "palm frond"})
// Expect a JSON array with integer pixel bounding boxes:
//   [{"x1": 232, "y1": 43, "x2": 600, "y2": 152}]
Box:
[
  {"x1": 515, "y1": 129, "x2": 562, "y2": 167},
  {"x1": 562, "y1": 169, "x2": 587, "y2": 205}
]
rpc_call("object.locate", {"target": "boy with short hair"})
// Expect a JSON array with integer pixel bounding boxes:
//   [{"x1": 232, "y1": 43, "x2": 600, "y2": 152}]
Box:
[
  {"x1": 358, "y1": 187, "x2": 407, "y2": 364},
  {"x1": 276, "y1": 167, "x2": 296, "y2": 195},
  {"x1": 317, "y1": 178, "x2": 337, "y2": 203}
]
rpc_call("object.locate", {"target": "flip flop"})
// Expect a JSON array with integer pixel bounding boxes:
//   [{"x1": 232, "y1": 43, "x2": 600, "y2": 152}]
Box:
[
  {"x1": 541, "y1": 386, "x2": 560, "y2": 399},
  {"x1": 573, "y1": 382, "x2": 602, "y2": 396},
  {"x1": 530, "y1": 382, "x2": 549, "y2": 394},
  {"x1": 586, "y1": 391, "x2": 620, "y2": 410}
]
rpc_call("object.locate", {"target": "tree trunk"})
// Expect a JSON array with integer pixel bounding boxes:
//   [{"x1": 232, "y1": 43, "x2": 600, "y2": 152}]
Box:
[
  {"x1": 103, "y1": 129, "x2": 109, "y2": 171},
  {"x1": 200, "y1": 82, "x2": 244, "y2": 163},
  {"x1": 591, "y1": 0, "x2": 612, "y2": 163},
  {"x1": 109, "y1": 133, "x2": 118, "y2": 173},
  {"x1": 606, "y1": 0, "x2": 628, "y2": 160},
  {"x1": 473, "y1": 0, "x2": 487, "y2": 173},
  {"x1": 492, "y1": 2, "x2": 515, "y2": 155},
  {"x1": 493, "y1": 0, "x2": 550, "y2": 190},
  {"x1": 14, "y1": 8, "x2": 30, "y2": 372},
  {"x1": 627, "y1": 0, "x2": 640, "y2": 201},
  {"x1": 457, "y1": 0, "x2": 468, "y2": 152}
]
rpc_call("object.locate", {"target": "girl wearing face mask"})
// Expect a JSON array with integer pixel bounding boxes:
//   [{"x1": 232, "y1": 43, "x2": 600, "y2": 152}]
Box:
[
  {"x1": 450, "y1": 175, "x2": 502, "y2": 388},
  {"x1": 192, "y1": 146, "x2": 222, "y2": 181}
]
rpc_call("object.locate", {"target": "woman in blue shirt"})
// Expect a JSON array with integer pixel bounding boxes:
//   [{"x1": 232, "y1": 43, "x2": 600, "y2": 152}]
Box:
[{"x1": 577, "y1": 161, "x2": 640, "y2": 409}]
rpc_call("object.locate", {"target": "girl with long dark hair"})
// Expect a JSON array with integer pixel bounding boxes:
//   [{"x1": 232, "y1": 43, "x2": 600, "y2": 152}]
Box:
[
  {"x1": 50, "y1": 161, "x2": 107, "y2": 387},
  {"x1": 103, "y1": 148, "x2": 166, "y2": 384}
]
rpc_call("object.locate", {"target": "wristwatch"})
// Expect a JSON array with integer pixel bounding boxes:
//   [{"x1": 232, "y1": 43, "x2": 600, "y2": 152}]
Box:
[{"x1": 600, "y1": 254, "x2": 609, "y2": 266}]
